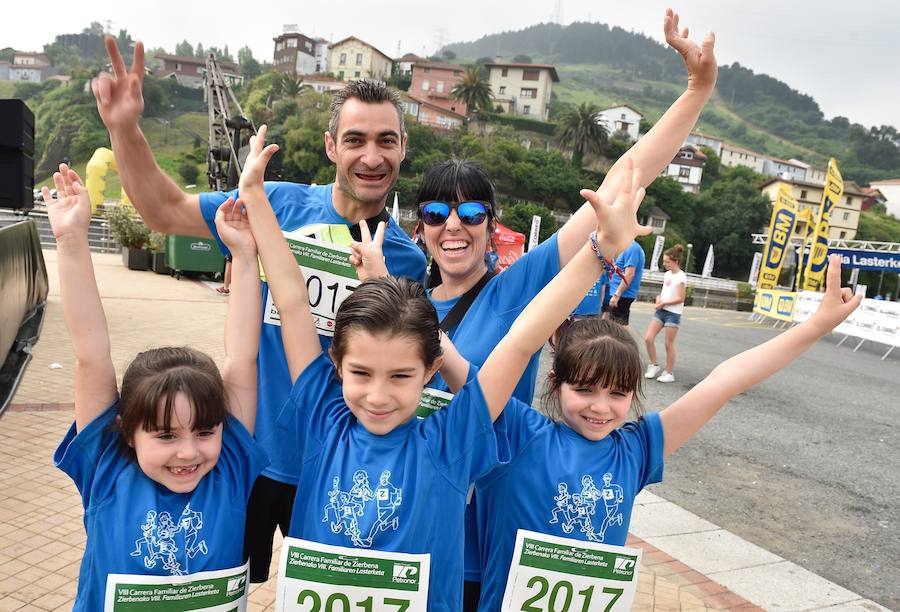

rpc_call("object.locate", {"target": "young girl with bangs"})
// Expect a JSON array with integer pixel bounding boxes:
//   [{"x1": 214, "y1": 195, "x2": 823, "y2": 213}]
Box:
[
  {"x1": 466, "y1": 260, "x2": 860, "y2": 610},
  {"x1": 46, "y1": 165, "x2": 267, "y2": 611},
  {"x1": 233, "y1": 131, "x2": 650, "y2": 610}
]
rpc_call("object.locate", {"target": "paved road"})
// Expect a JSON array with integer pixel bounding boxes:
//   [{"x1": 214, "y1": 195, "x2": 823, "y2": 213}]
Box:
[{"x1": 537, "y1": 303, "x2": 900, "y2": 610}]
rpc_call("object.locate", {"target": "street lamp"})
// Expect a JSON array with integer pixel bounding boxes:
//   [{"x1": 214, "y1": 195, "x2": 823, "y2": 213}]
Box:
[{"x1": 686, "y1": 243, "x2": 693, "y2": 275}]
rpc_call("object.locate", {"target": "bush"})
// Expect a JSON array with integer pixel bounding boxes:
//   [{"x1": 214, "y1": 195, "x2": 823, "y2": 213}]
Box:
[
  {"x1": 106, "y1": 204, "x2": 150, "y2": 248},
  {"x1": 178, "y1": 162, "x2": 200, "y2": 185},
  {"x1": 499, "y1": 202, "x2": 558, "y2": 243}
]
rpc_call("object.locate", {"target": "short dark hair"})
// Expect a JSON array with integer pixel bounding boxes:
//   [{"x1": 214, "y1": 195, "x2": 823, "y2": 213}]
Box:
[
  {"x1": 329, "y1": 79, "x2": 405, "y2": 139},
  {"x1": 117, "y1": 347, "x2": 225, "y2": 454},
  {"x1": 415, "y1": 159, "x2": 496, "y2": 208},
  {"x1": 330, "y1": 276, "x2": 442, "y2": 369},
  {"x1": 541, "y1": 317, "x2": 644, "y2": 422}
]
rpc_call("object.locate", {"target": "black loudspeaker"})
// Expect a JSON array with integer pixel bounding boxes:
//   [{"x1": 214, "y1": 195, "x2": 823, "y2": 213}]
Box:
[
  {"x1": 0, "y1": 149, "x2": 35, "y2": 210},
  {"x1": 0, "y1": 99, "x2": 36, "y2": 210},
  {"x1": 0, "y1": 99, "x2": 35, "y2": 154}
]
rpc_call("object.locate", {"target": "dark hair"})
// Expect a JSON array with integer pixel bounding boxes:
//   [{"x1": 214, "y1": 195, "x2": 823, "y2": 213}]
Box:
[
  {"x1": 329, "y1": 79, "x2": 405, "y2": 139},
  {"x1": 331, "y1": 276, "x2": 442, "y2": 368},
  {"x1": 417, "y1": 160, "x2": 497, "y2": 289},
  {"x1": 664, "y1": 244, "x2": 685, "y2": 263},
  {"x1": 541, "y1": 317, "x2": 644, "y2": 422},
  {"x1": 117, "y1": 347, "x2": 225, "y2": 453}
]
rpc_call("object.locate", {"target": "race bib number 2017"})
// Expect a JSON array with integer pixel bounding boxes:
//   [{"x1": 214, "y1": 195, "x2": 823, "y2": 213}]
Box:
[
  {"x1": 275, "y1": 537, "x2": 430, "y2": 612},
  {"x1": 263, "y1": 236, "x2": 360, "y2": 336},
  {"x1": 502, "y1": 530, "x2": 641, "y2": 612}
]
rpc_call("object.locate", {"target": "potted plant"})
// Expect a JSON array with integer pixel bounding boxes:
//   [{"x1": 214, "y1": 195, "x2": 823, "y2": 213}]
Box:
[
  {"x1": 107, "y1": 203, "x2": 151, "y2": 271},
  {"x1": 148, "y1": 231, "x2": 171, "y2": 275}
]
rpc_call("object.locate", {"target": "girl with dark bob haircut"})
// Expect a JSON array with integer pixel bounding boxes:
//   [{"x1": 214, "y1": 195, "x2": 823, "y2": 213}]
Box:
[{"x1": 45, "y1": 164, "x2": 267, "y2": 611}]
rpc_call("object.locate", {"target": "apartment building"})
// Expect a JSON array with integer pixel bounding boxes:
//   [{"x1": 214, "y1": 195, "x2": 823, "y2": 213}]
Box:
[{"x1": 486, "y1": 62, "x2": 558, "y2": 121}]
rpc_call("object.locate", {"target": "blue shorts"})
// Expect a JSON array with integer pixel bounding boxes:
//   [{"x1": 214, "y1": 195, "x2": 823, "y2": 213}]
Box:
[{"x1": 653, "y1": 309, "x2": 682, "y2": 328}]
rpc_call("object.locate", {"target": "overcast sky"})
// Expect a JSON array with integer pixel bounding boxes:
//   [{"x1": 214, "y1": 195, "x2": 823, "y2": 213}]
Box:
[{"x1": 4, "y1": 0, "x2": 898, "y2": 129}]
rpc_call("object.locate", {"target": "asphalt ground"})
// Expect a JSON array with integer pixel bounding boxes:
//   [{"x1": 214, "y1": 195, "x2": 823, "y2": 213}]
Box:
[{"x1": 535, "y1": 302, "x2": 900, "y2": 609}]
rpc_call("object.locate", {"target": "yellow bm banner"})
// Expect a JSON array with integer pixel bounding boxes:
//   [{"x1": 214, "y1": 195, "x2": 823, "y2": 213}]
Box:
[{"x1": 753, "y1": 289, "x2": 797, "y2": 323}]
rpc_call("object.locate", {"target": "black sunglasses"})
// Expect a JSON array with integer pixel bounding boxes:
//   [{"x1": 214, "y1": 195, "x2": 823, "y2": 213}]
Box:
[{"x1": 418, "y1": 200, "x2": 492, "y2": 226}]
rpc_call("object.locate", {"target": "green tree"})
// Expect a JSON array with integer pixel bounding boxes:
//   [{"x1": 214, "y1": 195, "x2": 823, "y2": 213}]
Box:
[
  {"x1": 500, "y1": 202, "x2": 558, "y2": 243},
  {"x1": 175, "y1": 40, "x2": 194, "y2": 57},
  {"x1": 451, "y1": 66, "x2": 493, "y2": 114},
  {"x1": 556, "y1": 102, "x2": 608, "y2": 168},
  {"x1": 238, "y1": 46, "x2": 262, "y2": 80}
]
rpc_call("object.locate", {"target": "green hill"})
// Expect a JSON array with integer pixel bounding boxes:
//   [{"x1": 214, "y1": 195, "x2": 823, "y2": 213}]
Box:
[{"x1": 445, "y1": 22, "x2": 900, "y2": 184}]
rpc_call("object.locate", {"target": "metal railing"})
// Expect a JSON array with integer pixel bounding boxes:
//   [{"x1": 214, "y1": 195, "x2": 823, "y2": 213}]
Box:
[{"x1": 0, "y1": 210, "x2": 119, "y2": 253}]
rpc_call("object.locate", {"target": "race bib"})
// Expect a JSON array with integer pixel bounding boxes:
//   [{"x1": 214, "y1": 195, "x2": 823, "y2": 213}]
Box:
[
  {"x1": 104, "y1": 561, "x2": 249, "y2": 611},
  {"x1": 263, "y1": 234, "x2": 361, "y2": 336},
  {"x1": 501, "y1": 530, "x2": 641, "y2": 611},
  {"x1": 275, "y1": 537, "x2": 430, "y2": 611},
  {"x1": 416, "y1": 387, "x2": 453, "y2": 418}
]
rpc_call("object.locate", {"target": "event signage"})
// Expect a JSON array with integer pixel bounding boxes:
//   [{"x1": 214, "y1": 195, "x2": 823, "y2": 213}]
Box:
[
  {"x1": 753, "y1": 288, "x2": 796, "y2": 323},
  {"x1": 275, "y1": 538, "x2": 430, "y2": 611},
  {"x1": 758, "y1": 185, "x2": 799, "y2": 289},
  {"x1": 104, "y1": 562, "x2": 249, "y2": 611},
  {"x1": 263, "y1": 231, "x2": 361, "y2": 336},
  {"x1": 501, "y1": 530, "x2": 641, "y2": 611},
  {"x1": 650, "y1": 235, "x2": 666, "y2": 272},
  {"x1": 828, "y1": 249, "x2": 900, "y2": 272},
  {"x1": 802, "y1": 158, "x2": 844, "y2": 291}
]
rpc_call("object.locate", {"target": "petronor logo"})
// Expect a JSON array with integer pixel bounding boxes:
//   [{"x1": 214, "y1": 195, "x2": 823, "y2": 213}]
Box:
[
  {"x1": 226, "y1": 575, "x2": 246, "y2": 596},
  {"x1": 613, "y1": 557, "x2": 635, "y2": 575},
  {"x1": 393, "y1": 563, "x2": 418, "y2": 582}
]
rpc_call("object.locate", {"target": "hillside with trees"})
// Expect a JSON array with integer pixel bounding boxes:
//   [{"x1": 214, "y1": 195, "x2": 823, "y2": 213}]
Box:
[{"x1": 444, "y1": 22, "x2": 900, "y2": 184}]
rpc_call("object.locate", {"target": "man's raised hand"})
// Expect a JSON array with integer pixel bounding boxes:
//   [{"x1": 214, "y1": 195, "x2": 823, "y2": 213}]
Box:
[
  {"x1": 349, "y1": 221, "x2": 388, "y2": 281},
  {"x1": 92, "y1": 36, "x2": 146, "y2": 132}
]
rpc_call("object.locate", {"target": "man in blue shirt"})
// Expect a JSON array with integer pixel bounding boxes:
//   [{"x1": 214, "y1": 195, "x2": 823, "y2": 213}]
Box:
[
  {"x1": 604, "y1": 240, "x2": 646, "y2": 327},
  {"x1": 93, "y1": 38, "x2": 426, "y2": 581}
]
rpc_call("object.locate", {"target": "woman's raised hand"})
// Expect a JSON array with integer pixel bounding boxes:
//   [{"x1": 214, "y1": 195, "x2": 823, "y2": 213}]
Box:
[{"x1": 349, "y1": 221, "x2": 388, "y2": 281}]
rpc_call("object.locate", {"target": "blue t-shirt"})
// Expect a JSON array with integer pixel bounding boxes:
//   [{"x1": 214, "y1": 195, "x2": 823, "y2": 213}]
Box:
[
  {"x1": 55, "y1": 403, "x2": 268, "y2": 612},
  {"x1": 428, "y1": 233, "x2": 560, "y2": 405},
  {"x1": 572, "y1": 273, "x2": 609, "y2": 317},
  {"x1": 277, "y1": 354, "x2": 504, "y2": 611},
  {"x1": 200, "y1": 182, "x2": 427, "y2": 484},
  {"x1": 608, "y1": 241, "x2": 646, "y2": 300},
  {"x1": 475, "y1": 402, "x2": 664, "y2": 611}
]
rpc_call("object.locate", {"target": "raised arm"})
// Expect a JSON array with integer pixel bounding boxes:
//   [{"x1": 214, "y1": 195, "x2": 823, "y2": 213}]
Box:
[
  {"x1": 93, "y1": 37, "x2": 207, "y2": 236},
  {"x1": 214, "y1": 198, "x2": 261, "y2": 433},
  {"x1": 660, "y1": 255, "x2": 861, "y2": 457},
  {"x1": 557, "y1": 8, "x2": 717, "y2": 265},
  {"x1": 44, "y1": 165, "x2": 117, "y2": 431},
  {"x1": 239, "y1": 126, "x2": 321, "y2": 381},
  {"x1": 479, "y1": 162, "x2": 651, "y2": 420}
]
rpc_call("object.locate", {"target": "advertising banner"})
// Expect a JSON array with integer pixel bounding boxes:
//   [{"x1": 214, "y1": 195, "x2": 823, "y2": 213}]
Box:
[
  {"x1": 793, "y1": 291, "x2": 900, "y2": 348},
  {"x1": 753, "y1": 288, "x2": 796, "y2": 323},
  {"x1": 758, "y1": 185, "x2": 799, "y2": 289},
  {"x1": 802, "y1": 159, "x2": 844, "y2": 291},
  {"x1": 829, "y1": 249, "x2": 900, "y2": 273},
  {"x1": 649, "y1": 235, "x2": 666, "y2": 272}
]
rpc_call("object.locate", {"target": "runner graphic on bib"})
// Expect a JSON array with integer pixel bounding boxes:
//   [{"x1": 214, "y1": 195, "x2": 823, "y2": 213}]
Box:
[
  {"x1": 548, "y1": 472, "x2": 624, "y2": 542},
  {"x1": 129, "y1": 503, "x2": 208, "y2": 575},
  {"x1": 323, "y1": 468, "x2": 403, "y2": 548}
]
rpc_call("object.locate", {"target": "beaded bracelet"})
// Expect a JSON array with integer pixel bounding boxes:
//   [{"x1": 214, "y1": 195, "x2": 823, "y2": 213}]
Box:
[{"x1": 588, "y1": 231, "x2": 616, "y2": 277}]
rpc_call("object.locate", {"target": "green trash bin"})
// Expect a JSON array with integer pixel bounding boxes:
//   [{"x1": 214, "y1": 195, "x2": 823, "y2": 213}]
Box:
[{"x1": 165, "y1": 235, "x2": 226, "y2": 279}]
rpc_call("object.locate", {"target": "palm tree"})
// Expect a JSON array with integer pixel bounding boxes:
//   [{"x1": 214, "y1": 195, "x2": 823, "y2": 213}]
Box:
[
  {"x1": 451, "y1": 66, "x2": 493, "y2": 114},
  {"x1": 556, "y1": 102, "x2": 609, "y2": 168}
]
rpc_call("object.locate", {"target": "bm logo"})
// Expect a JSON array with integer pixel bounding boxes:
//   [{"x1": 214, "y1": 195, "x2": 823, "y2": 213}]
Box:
[{"x1": 764, "y1": 208, "x2": 796, "y2": 268}]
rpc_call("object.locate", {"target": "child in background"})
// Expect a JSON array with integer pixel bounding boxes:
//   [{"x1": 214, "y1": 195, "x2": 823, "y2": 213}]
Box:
[
  {"x1": 46, "y1": 165, "x2": 267, "y2": 611},
  {"x1": 644, "y1": 244, "x2": 687, "y2": 383},
  {"x1": 236, "y1": 130, "x2": 650, "y2": 610},
  {"x1": 469, "y1": 254, "x2": 859, "y2": 610}
]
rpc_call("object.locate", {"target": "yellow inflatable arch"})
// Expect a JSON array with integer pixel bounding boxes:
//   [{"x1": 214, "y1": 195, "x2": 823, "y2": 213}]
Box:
[{"x1": 85, "y1": 147, "x2": 130, "y2": 213}]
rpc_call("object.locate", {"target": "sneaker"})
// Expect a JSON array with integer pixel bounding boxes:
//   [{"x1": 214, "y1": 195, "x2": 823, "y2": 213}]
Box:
[
  {"x1": 644, "y1": 364, "x2": 662, "y2": 379},
  {"x1": 657, "y1": 371, "x2": 675, "y2": 383}
]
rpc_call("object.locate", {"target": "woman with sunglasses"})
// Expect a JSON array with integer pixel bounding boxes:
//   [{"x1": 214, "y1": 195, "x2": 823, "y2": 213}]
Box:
[{"x1": 411, "y1": 9, "x2": 718, "y2": 609}]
